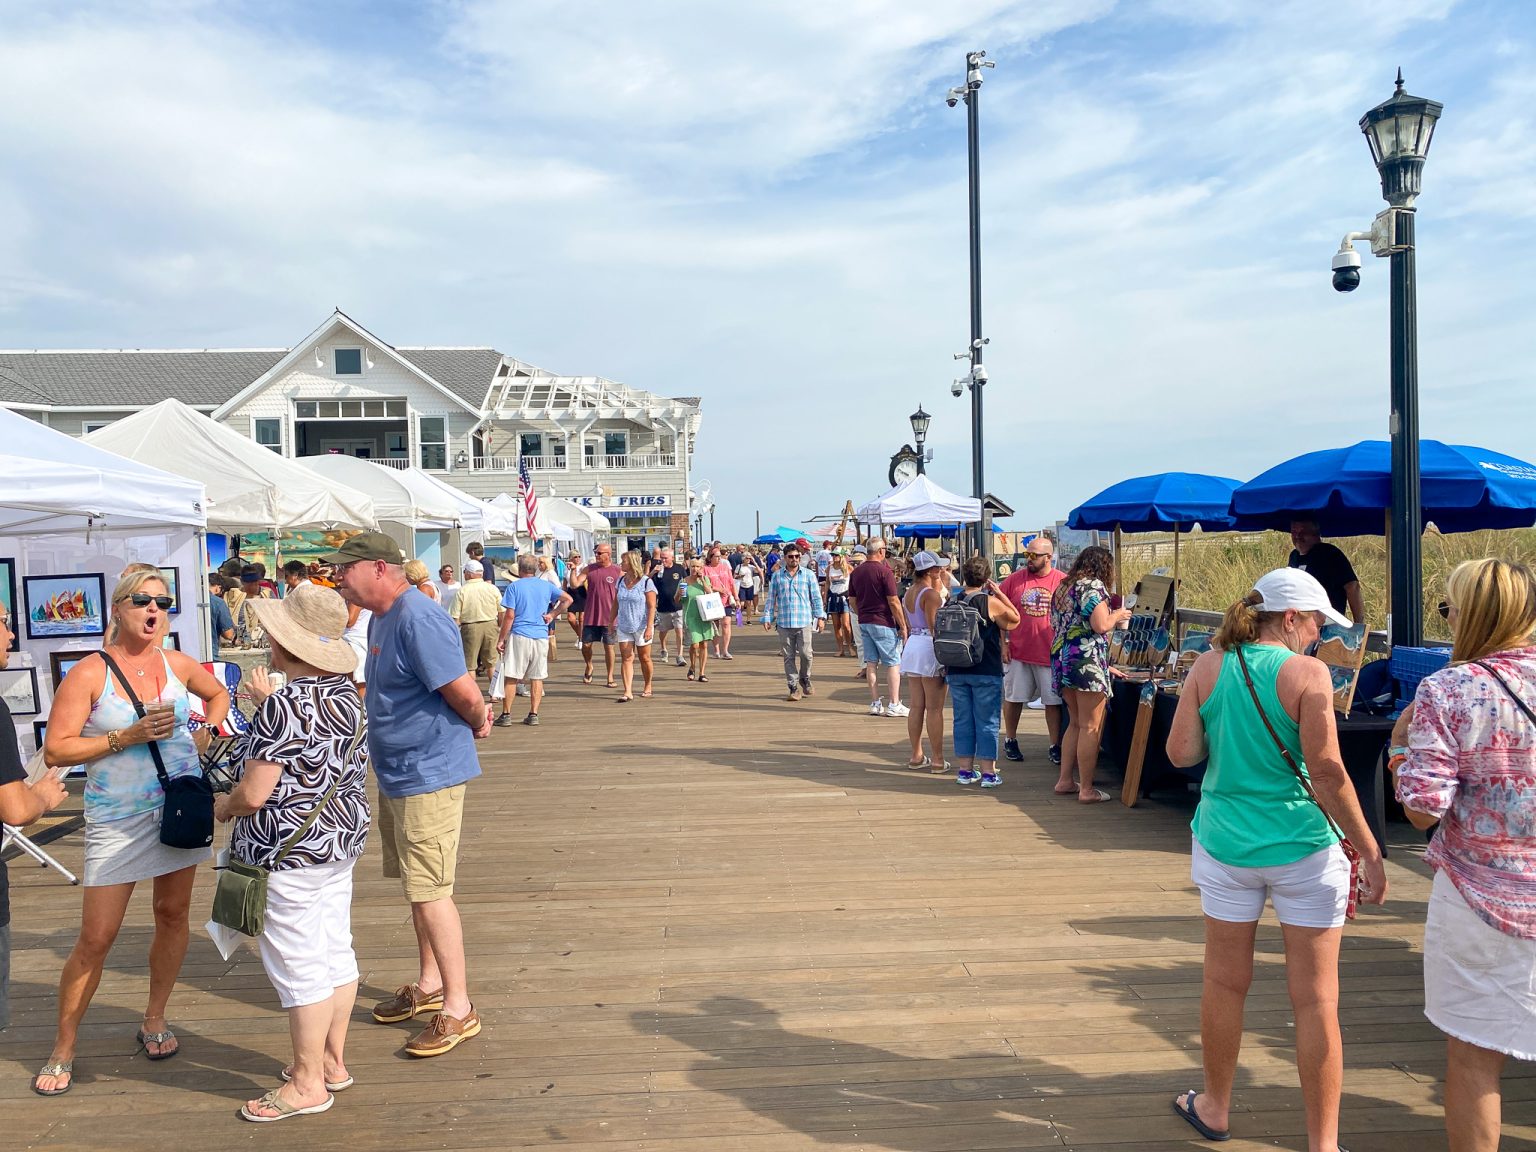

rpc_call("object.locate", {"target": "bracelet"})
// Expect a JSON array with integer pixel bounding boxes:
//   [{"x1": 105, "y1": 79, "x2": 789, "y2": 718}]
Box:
[
  {"x1": 107, "y1": 729, "x2": 123, "y2": 754},
  {"x1": 1387, "y1": 752, "x2": 1407, "y2": 774},
  {"x1": 1388, "y1": 745, "x2": 1410, "y2": 758}
]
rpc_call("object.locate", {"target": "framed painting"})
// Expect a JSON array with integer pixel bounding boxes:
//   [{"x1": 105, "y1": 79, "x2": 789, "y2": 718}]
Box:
[
  {"x1": 32, "y1": 718, "x2": 86, "y2": 779},
  {"x1": 23, "y1": 573, "x2": 107, "y2": 639},
  {"x1": 157, "y1": 566, "x2": 181, "y2": 615},
  {"x1": 49, "y1": 650, "x2": 95, "y2": 690},
  {"x1": 0, "y1": 666, "x2": 41, "y2": 716},
  {"x1": 163, "y1": 632, "x2": 181, "y2": 651},
  {"x1": 0, "y1": 558, "x2": 16, "y2": 651}
]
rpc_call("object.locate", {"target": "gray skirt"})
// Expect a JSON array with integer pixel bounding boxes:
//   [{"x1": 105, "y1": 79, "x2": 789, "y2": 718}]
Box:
[{"x1": 84, "y1": 808, "x2": 212, "y2": 887}]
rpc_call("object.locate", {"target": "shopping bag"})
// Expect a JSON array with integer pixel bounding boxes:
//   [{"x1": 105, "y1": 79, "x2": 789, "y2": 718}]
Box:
[{"x1": 697, "y1": 592, "x2": 725, "y2": 621}]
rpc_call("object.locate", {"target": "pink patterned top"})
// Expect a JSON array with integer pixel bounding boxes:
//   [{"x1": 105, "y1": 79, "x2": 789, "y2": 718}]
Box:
[{"x1": 1397, "y1": 646, "x2": 1536, "y2": 939}]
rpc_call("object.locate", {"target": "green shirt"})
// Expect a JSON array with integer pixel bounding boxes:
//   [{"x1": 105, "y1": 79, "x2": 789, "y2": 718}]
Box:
[{"x1": 1190, "y1": 644, "x2": 1338, "y2": 868}]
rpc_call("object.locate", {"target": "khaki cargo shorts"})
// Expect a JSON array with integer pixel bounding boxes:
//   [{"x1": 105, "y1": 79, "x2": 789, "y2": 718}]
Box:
[{"x1": 376, "y1": 784, "x2": 467, "y2": 903}]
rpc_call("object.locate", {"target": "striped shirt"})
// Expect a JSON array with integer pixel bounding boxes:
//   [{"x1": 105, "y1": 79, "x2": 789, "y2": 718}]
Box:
[{"x1": 763, "y1": 566, "x2": 825, "y2": 630}]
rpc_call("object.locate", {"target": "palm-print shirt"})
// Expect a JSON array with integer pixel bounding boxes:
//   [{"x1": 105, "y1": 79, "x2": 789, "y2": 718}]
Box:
[
  {"x1": 1398, "y1": 647, "x2": 1536, "y2": 939},
  {"x1": 232, "y1": 675, "x2": 370, "y2": 871}
]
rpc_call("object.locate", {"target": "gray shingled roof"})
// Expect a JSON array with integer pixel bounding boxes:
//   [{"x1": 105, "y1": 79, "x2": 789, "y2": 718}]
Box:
[
  {"x1": 396, "y1": 348, "x2": 504, "y2": 411},
  {"x1": 0, "y1": 350, "x2": 285, "y2": 406},
  {"x1": 0, "y1": 346, "x2": 504, "y2": 411}
]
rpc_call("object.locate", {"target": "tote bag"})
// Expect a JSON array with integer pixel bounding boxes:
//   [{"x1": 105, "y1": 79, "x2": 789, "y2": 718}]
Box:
[{"x1": 696, "y1": 591, "x2": 726, "y2": 622}]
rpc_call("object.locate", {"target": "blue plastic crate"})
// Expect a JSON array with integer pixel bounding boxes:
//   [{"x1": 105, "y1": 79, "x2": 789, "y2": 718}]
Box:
[{"x1": 1389, "y1": 644, "x2": 1452, "y2": 708}]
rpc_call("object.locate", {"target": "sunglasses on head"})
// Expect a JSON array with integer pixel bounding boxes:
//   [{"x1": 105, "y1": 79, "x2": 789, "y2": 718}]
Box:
[{"x1": 128, "y1": 593, "x2": 174, "y2": 609}]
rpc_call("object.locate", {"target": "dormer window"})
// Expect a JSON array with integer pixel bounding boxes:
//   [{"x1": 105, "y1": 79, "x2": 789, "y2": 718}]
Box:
[{"x1": 334, "y1": 347, "x2": 363, "y2": 375}]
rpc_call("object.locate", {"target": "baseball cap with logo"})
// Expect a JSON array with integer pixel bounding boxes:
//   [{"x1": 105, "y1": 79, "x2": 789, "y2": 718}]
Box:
[
  {"x1": 1251, "y1": 568, "x2": 1351, "y2": 628},
  {"x1": 321, "y1": 530, "x2": 406, "y2": 566}
]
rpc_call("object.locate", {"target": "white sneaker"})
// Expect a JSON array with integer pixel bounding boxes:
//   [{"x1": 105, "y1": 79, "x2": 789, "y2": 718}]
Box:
[
  {"x1": 885, "y1": 701, "x2": 911, "y2": 718},
  {"x1": 1026, "y1": 698, "x2": 1045, "y2": 710},
  {"x1": 868, "y1": 699, "x2": 885, "y2": 716}
]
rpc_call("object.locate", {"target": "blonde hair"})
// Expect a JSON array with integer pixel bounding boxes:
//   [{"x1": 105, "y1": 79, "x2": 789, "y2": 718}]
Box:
[
  {"x1": 1214, "y1": 589, "x2": 1289, "y2": 651},
  {"x1": 1446, "y1": 558, "x2": 1536, "y2": 665},
  {"x1": 403, "y1": 559, "x2": 431, "y2": 586},
  {"x1": 106, "y1": 568, "x2": 170, "y2": 645},
  {"x1": 621, "y1": 550, "x2": 646, "y2": 581}
]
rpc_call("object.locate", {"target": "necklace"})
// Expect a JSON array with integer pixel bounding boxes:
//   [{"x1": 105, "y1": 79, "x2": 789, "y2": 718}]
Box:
[{"x1": 112, "y1": 644, "x2": 157, "y2": 678}]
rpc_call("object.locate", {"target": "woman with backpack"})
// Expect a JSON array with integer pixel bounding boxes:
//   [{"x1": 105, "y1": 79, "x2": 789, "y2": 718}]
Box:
[
  {"x1": 899, "y1": 552, "x2": 953, "y2": 773},
  {"x1": 1050, "y1": 546, "x2": 1132, "y2": 802},
  {"x1": 945, "y1": 555, "x2": 1019, "y2": 788}
]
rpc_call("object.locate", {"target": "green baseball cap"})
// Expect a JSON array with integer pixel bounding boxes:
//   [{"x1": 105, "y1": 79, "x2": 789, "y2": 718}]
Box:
[{"x1": 321, "y1": 530, "x2": 405, "y2": 565}]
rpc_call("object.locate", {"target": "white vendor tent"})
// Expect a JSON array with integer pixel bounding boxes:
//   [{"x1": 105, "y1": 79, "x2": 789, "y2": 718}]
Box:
[
  {"x1": 856, "y1": 475, "x2": 982, "y2": 525},
  {"x1": 407, "y1": 470, "x2": 517, "y2": 546},
  {"x1": 544, "y1": 497, "x2": 611, "y2": 534},
  {"x1": 300, "y1": 455, "x2": 461, "y2": 529},
  {"x1": 85, "y1": 399, "x2": 377, "y2": 534},
  {"x1": 0, "y1": 408, "x2": 211, "y2": 757},
  {"x1": 490, "y1": 493, "x2": 575, "y2": 544}
]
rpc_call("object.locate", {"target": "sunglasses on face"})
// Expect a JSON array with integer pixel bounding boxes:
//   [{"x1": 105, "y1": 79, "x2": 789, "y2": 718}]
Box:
[
  {"x1": 1438, "y1": 600, "x2": 1452, "y2": 619},
  {"x1": 127, "y1": 593, "x2": 174, "y2": 609}
]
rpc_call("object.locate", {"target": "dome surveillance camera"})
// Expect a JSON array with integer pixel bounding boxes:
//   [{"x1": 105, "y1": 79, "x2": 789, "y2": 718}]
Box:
[
  {"x1": 972, "y1": 364, "x2": 988, "y2": 384},
  {"x1": 950, "y1": 378, "x2": 964, "y2": 398},
  {"x1": 946, "y1": 95, "x2": 958, "y2": 108},
  {"x1": 1331, "y1": 246, "x2": 1362, "y2": 293}
]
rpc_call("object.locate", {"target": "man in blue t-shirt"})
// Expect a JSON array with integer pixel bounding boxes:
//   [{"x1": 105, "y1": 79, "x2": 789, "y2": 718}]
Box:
[
  {"x1": 493, "y1": 555, "x2": 571, "y2": 727},
  {"x1": 328, "y1": 531, "x2": 491, "y2": 1059}
]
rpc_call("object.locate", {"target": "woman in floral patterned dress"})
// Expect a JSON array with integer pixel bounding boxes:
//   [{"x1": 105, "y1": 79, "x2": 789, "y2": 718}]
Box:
[{"x1": 1050, "y1": 546, "x2": 1131, "y2": 803}]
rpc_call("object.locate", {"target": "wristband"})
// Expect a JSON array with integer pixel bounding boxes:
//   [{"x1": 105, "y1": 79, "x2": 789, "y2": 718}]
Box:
[{"x1": 1388, "y1": 745, "x2": 1409, "y2": 758}]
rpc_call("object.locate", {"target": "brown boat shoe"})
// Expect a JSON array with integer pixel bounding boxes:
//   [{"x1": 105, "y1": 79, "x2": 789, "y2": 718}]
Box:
[
  {"x1": 405, "y1": 1007, "x2": 482, "y2": 1057},
  {"x1": 371, "y1": 983, "x2": 445, "y2": 1024}
]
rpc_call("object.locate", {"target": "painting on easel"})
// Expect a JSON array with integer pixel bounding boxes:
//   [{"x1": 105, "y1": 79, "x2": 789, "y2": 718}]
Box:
[{"x1": 1314, "y1": 623, "x2": 1368, "y2": 716}]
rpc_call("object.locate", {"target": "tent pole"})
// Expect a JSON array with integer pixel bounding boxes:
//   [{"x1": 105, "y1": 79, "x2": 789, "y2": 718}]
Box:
[
  {"x1": 1172, "y1": 525, "x2": 1181, "y2": 649},
  {"x1": 1383, "y1": 510, "x2": 1392, "y2": 646},
  {"x1": 1114, "y1": 526, "x2": 1122, "y2": 593},
  {"x1": 195, "y1": 528, "x2": 210, "y2": 663}
]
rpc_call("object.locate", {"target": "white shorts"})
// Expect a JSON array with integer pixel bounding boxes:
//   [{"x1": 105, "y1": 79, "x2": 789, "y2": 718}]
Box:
[
  {"x1": 1190, "y1": 838, "x2": 1349, "y2": 929},
  {"x1": 1004, "y1": 661, "x2": 1060, "y2": 705},
  {"x1": 1424, "y1": 869, "x2": 1536, "y2": 1060},
  {"x1": 614, "y1": 630, "x2": 652, "y2": 647},
  {"x1": 258, "y1": 857, "x2": 361, "y2": 1008},
  {"x1": 898, "y1": 633, "x2": 943, "y2": 679},
  {"x1": 503, "y1": 633, "x2": 549, "y2": 681}
]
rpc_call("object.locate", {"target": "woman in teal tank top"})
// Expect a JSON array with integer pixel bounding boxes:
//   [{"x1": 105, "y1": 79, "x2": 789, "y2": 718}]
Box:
[{"x1": 1164, "y1": 569, "x2": 1386, "y2": 1149}]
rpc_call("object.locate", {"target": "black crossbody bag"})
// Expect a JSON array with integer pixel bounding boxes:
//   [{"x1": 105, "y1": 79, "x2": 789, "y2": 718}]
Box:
[{"x1": 98, "y1": 651, "x2": 215, "y2": 850}]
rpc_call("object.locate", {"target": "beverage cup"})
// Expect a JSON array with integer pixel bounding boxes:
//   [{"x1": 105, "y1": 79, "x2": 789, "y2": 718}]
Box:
[{"x1": 1108, "y1": 594, "x2": 1123, "y2": 611}]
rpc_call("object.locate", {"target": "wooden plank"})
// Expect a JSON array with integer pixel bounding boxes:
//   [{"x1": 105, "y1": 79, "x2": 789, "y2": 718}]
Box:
[{"x1": 1120, "y1": 680, "x2": 1159, "y2": 806}]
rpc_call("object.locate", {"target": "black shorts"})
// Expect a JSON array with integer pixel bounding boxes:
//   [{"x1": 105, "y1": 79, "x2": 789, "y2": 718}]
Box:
[
  {"x1": 581, "y1": 623, "x2": 614, "y2": 645},
  {"x1": 739, "y1": 588, "x2": 757, "y2": 602}
]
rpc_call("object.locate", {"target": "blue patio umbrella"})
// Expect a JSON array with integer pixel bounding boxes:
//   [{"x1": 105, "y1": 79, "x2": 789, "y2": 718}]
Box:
[
  {"x1": 1232, "y1": 440, "x2": 1536, "y2": 535},
  {"x1": 1067, "y1": 473, "x2": 1241, "y2": 534},
  {"x1": 1067, "y1": 472, "x2": 1242, "y2": 601}
]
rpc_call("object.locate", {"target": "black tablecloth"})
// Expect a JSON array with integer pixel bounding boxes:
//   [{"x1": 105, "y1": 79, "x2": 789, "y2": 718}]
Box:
[{"x1": 1103, "y1": 680, "x2": 1390, "y2": 857}]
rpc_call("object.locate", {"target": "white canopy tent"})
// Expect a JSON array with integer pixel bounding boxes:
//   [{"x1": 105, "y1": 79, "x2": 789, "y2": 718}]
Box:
[
  {"x1": 490, "y1": 493, "x2": 575, "y2": 544},
  {"x1": 85, "y1": 399, "x2": 377, "y2": 534},
  {"x1": 543, "y1": 497, "x2": 611, "y2": 534},
  {"x1": 0, "y1": 409, "x2": 211, "y2": 758},
  {"x1": 300, "y1": 455, "x2": 461, "y2": 529},
  {"x1": 406, "y1": 470, "x2": 517, "y2": 546},
  {"x1": 855, "y1": 475, "x2": 982, "y2": 525}
]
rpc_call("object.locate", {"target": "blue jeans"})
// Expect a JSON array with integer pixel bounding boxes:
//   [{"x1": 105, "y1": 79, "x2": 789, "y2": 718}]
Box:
[{"x1": 950, "y1": 675, "x2": 1003, "y2": 762}]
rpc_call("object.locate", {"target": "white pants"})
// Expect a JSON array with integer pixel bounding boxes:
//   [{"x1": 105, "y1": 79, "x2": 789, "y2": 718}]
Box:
[{"x1": 258, "y1": 857, "x2": 360, "y2": 1008}]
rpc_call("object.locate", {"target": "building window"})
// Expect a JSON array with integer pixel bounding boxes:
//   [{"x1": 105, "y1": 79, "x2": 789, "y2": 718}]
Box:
[
  {"x1": 386, "y1": 432, "x2": 407, "y2": 457},
  {"x1": 334, "y1": 348, "x2": 363, "y2": 375},
  {"x1": 603, "y1": 431, "x2": 627, "y2": 457},
  {"x1": 584, "y1": 442, "x2": 596, "y2": 466},
  {"x1": 254, "y1": 418, "x2": 282, "y2": 453},
  {"x1": 419, "y1": 416, "x2": 446, "y2": 470},
  {"x1": 295, "y1": 401, "x2": 317, "y2": 419},
  {"x1": 82, "y1": 420, "x2": 113, "y2": 434},
  {"x1": 519, "y1": 432, "x2": 543, "y2": 459}
]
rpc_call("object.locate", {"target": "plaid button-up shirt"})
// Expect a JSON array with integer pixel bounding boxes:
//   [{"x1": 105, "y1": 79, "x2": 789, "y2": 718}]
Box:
[{"x1": 763, "y1": 565, "x2": 826, "y2": 629}]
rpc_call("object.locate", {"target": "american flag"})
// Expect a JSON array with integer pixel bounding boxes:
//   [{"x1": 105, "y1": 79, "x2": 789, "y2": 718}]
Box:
[{"x1": 518, "y1": 458, "x2": 542, "y2": 537}]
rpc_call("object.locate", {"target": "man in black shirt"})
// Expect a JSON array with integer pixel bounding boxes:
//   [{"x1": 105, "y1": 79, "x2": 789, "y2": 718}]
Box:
[
  {"x1": 0, "y1": 606, "x2": 68, "y2": 1030},
  {"x1": 1288, "y1": 518, "x2": 1365, "y2": 624},
  {"x1": 649, "y1": 546, "x2": 689, "y2": 667}
]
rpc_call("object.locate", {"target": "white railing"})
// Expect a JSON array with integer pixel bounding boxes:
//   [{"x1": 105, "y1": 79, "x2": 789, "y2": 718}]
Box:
[
  {"x1": 467, "y1": 452, "x2": 677, "y2": 472},
  {"x1": 375, "y1": 457, "x2": 411, "y2": 469},
  {"x1": 478, "y1": 455, "x2": 568, "y2": 472}
]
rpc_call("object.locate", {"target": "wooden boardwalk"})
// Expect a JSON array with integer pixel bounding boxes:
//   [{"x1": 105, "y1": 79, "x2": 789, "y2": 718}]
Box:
[{"x1": 4, "y1": 632, "x2": 1532, "y2": 1150}]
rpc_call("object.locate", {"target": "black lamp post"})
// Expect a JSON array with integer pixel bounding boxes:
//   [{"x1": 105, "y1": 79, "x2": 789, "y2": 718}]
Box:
[
  {"x1": 1361, "y1": 70, "x2": 1442, "y2": 648},
  {"x1": 948, "y1": 50, "x2": 994, "y2": 558},
  {"x1": 910, "y1": 405, "x2": 930, "y2": 475}
]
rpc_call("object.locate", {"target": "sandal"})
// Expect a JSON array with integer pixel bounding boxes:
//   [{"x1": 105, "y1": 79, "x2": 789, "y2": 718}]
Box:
[
  {"x1": 616, "y1": 695, "x2": 632, "y2": 703},
  {"x1": 240, "y1": 1086, "x2": 336, "y2": 1123},
  {"x1": 1078, "y1": 787, "x2": 1113, "y2": 804},
  {"x1": 582, "y1": 672, "x2": 593, "y2": 685},
  {"x1": 640, "y1": 689, "x2": 653, "y2": 698},
  {"x1": 698, "y1": 675, "x2": 709, "y2": 683},
  {"x1": 906, "y1": 756, "x2": 932, "y2": 770},
  {"x1": 605, "y1": 681, "x2": 618, "y2": 689},
  {"x1": 282, "y1": 1065, "x2": 355, "y2": 1092},
  {"x1": 136, "y1": 1024, "x2": 179, "y2": 1061},
  {"x1": 1053, "y1": 780, "x2": 1081, "y2": 795},
  {"x1": 687, "y1": 671, "x2": 696, "y2": 681},
  {"x1": 31, "y1": 1060, "x2": 72, "y2": 1096}
]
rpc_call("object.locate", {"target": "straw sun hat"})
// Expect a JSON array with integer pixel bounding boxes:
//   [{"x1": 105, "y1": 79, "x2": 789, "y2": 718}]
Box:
[{"x1": 245, "y1": 583, "x2": 357, "y2": 675}]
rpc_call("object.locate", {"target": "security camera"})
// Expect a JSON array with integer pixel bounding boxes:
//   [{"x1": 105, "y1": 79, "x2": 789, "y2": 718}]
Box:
[
  {"x1": 945, "y1": 86, "x2": 966, "y2": 108},
  {"x1": 1331, "y1": 244, "x2": 1362, "y2": 293},
  {"x1": 972, "y1": 364, "x2": 988, "y2": 384},
  {"x1": 946, "y1": 95, "x2": 958, "y2": 108},
  {"x1": 950, "y1": 378, "x2": 965, "y2": 398}
]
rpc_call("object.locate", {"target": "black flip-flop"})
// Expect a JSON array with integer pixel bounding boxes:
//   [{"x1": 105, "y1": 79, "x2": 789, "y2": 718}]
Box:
[{"x1": 1172, "y1": 1090, "x2": 1229, "y2": 1142}]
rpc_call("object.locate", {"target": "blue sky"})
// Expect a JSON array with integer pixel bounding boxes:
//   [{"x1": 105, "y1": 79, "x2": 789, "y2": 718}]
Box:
[{"x1": 0, "y1": 0, "x2": 1531, "y2": 540}]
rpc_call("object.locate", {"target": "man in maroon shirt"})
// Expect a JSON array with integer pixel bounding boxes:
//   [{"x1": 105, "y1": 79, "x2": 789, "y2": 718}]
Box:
[
  {"x1": 847, "y1": 537, "x2": 908, "y2": 717},
  {"x1": 580, "y1": 543, "x2": 622, "y2": 687},
  {"x1": 999, "y1": 537, "x2": 1067, "y2": 766}
]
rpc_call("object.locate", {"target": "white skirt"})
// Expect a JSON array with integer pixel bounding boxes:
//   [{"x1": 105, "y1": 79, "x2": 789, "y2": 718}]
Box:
[
  {"x1": 899, "y1": 634, "x2": 944, "y2": 679},
  {"x1": 1424, "y1": 869, "x2": 1536, "y2": 1060},
  {"x1": 84, "y1": 808, "x2": 212, "y2": 887}
]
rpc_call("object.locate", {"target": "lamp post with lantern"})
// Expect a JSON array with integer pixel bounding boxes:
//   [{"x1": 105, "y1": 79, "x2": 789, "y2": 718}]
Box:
[
  {"x1": 910, "y1": 405, "x2": 930, "y2": 475},
  {"x1": 1360, "y1": 70, "x2": 1442, "y2": 647}
]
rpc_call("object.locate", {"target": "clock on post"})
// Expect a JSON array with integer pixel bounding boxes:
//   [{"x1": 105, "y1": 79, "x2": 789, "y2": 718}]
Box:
[{"x1": 888, "y1": 446, "x2": 921, "y2": 487}]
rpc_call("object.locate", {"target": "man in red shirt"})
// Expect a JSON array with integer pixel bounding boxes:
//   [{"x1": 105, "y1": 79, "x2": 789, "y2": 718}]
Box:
[
  {"x1": 999, "y1": 536, "x2": 1066, "y2": 765},
  {"x1": 580, "y1": 543, "x2": 623, "y2": 687},
  {"x1": 847, "y1": 537, "x2": 908, "y2": 717}
]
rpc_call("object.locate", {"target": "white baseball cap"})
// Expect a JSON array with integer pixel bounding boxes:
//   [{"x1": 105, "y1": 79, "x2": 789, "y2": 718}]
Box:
[
  {"x1": 1252, "y1": 568, "x2": 1351, "y2": 628},
  {"x1": 911, "y1": 550, "x2": 950, "y2": 572},
  {"x1": 463, "y1": 559, "x2": 484, "y2": 575}
]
